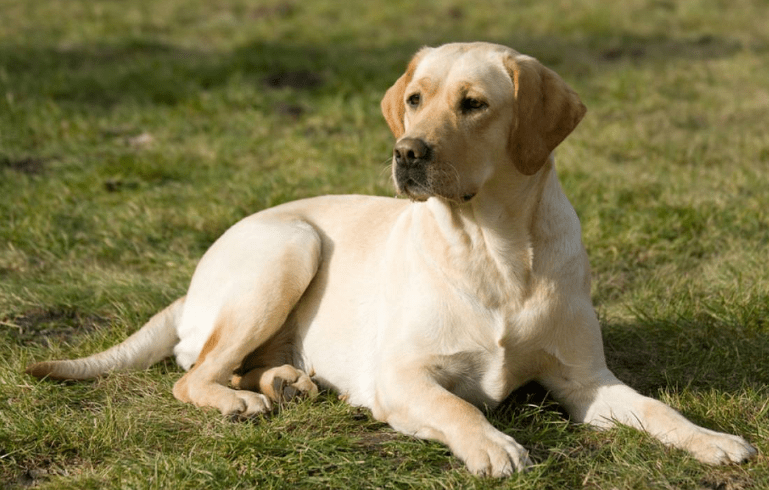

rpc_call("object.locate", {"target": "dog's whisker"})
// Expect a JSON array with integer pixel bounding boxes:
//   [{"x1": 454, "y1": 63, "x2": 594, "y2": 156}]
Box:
[{"x1": 379, "y1": 161, "x2": 393, "y2": 178}]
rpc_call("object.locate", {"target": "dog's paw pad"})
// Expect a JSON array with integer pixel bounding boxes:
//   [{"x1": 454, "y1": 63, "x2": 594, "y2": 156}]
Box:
[
  {"x1": 262, "y1": 365, "x2": 319, "y2": 403},
  {"x1": 282, "y1": 384, "x2": 302, "y2": 401},
  {"x1": 271, "y1": 376, "x2": 303, "y2": 402}
]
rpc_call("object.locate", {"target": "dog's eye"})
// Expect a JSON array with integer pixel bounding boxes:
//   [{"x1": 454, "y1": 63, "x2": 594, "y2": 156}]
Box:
[
  {"x1": 407, "y1": 93, "x2": 421, "y2": 108},
  {"x1": 461, "y1": 97, "x2": 487, "y2": 112}
]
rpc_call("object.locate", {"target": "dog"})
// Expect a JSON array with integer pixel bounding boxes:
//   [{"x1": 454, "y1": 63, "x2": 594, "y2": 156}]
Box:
[{"x1": 26, "y1": 42, "x2": 756, "y2": 477}]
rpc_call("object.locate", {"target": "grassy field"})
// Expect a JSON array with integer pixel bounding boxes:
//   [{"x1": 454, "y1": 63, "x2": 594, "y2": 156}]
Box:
[{"x1": 2, "y1": 0, "x2": 768, "y2": 488}]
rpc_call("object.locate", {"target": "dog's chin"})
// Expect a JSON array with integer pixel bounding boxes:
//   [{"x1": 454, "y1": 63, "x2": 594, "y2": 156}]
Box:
[
  {"x1": 396, "y1": 183, "x2": 476, "y2": 204},
  {"x1": 396, "y1": 185, "x2": 431, "y2": 202}
]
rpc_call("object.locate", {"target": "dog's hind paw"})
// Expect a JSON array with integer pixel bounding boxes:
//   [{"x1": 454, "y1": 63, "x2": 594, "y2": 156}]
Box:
[{"x1": 233, "y1": 364, "x2": 319, "y2": 403}]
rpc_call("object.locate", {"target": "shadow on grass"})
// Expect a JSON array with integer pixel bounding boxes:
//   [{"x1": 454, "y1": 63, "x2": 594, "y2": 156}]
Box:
[
  {"x1": 494, "y1": 310, "x2": 767, "y2": 457},
  {"x1": 0, "y1": 40, "x2": 412, "y2": 110},
  {"x1": 0, "y1": 30, "x2": 750, "y2": 111},
  {"x1": 489, "y1": 313, "x2": 767, "y2": 481},
  {"x1": 602, "y1": 316, "x2": 769, "y2": 394},
  {"x1": 3, "y1": 307, "x2": 108, "y2": 347},
  {"x1": 501, "y1": 312, "x2": 769, "y2": 407}
]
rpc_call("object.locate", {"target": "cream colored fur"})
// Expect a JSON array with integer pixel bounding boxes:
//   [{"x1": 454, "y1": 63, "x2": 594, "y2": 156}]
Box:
[{"x1": 27, "y1": 42, "x2": 756, "y2": 477}]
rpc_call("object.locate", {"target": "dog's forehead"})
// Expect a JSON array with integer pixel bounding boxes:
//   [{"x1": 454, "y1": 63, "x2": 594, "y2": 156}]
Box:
[{"x1": 411, "y1": 44, "x2": 513, "y2": 97}]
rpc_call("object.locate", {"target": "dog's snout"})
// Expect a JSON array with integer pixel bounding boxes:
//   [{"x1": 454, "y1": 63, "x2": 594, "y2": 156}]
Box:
[{"x1": 394, "y1": 138, "x2": 431, "y2": 167}]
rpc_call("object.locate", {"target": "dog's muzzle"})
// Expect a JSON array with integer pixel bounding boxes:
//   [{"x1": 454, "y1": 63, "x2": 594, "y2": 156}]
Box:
[{"x1": 393, "y1": 137, "x2": 432, "y2": 198}]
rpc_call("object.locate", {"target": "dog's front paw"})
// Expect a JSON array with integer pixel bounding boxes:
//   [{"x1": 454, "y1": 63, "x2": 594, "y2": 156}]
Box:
[
  {"x1": 687, "y1": 429, "x2": 757, "y2": 465},
  {"x1": 173, "y1": 374, "x2": 273, "y2": 420},
  {"x1": 459, "y1": 428, "x2": 532, "y2": 477}
]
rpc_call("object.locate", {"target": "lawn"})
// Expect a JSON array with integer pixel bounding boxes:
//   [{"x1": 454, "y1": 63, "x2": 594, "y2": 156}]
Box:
[{"x1": 1, "y1": 0, "x2": 768, "y2": 488}]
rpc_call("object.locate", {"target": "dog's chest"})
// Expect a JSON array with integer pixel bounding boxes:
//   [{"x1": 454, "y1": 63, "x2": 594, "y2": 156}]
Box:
[{"x1": 411, "y1": 287, "x2": 554, "y2": 407}]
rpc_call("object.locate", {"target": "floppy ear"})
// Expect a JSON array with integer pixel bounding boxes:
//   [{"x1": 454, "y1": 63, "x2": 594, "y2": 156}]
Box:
[
  {"x1": 381, "y1": 48, "x2": 429, "y2": 139},
  {"x1": 504, "y1": 55, "x2": 586, "y2": 175}
]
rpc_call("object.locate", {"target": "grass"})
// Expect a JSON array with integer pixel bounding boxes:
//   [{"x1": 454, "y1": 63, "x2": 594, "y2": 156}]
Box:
[{"x1": 1, "y1": 0, "x2": 768, "y2": 488}]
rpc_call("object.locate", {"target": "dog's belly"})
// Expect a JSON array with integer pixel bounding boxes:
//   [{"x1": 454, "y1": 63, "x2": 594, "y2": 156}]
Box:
[
  {"x1": 295, "y1": 297, "x2": 552, "y2": 411},
  {"x1": 289, "y1": 249, "x2": 383, "y2": 408},
  {"x1": 296, "y1": 312, "x2": 379, "y2": 407}
]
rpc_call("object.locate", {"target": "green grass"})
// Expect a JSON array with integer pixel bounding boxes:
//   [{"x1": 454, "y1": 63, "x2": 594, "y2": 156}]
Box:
[{"x1": 2, "y1": 0, "x2": 768, "y2": 488}]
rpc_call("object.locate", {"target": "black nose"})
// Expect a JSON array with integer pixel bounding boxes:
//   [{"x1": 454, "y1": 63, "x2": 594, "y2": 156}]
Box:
[{"x1": 393, "y1": 138, "x2": 431, "y2": 168}]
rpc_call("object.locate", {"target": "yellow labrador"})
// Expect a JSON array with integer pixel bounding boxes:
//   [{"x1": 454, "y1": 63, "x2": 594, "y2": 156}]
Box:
[{"x1": 27, "y1": 42, "x2": 755, "y2": 477}]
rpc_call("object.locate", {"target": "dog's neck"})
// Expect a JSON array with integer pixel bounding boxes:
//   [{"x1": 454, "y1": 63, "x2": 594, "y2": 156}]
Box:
[
  {"x1": 419, "y1": 158, "x2": 556, "y2": 307},
  {"x1": 468, "y1": 158, "x2": 554, "y2": 233}
]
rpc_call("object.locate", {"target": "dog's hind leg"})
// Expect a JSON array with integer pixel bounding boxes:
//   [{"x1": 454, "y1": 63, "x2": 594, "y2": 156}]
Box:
[{"x1": 172, "y1": 219, "x2": 321, "y2": 419}]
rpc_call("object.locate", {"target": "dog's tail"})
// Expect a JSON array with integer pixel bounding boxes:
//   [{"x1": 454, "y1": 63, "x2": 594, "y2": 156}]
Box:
[{"x1": 25, "y1": 296, "x2": 185, "y2": 381}]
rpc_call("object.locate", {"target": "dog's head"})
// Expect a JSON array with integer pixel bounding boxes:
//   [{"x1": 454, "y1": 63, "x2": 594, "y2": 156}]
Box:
[{"x1": 381, "y1": 42, "x2": 586, "y2": 202}]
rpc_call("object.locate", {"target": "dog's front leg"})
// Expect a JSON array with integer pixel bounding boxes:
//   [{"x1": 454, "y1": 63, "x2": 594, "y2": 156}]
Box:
[
  {"x1": 373, "y1": 367, "x2": 532, "y2": 477},
  {"x1": 543, "y1": 367, "x2": 757, "y2": 464}
]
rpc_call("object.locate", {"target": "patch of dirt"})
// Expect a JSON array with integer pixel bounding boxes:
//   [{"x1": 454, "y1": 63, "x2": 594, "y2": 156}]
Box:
[
  {"x1": 273, "y1": 102, "x2": 306, "y2": 118},
  {"x1": 700, "y1": 473, "x2": 755, "y2": 490},
  {"x1": 4, "y1": 307, "x2": 107, "y2": 346},
  {"x1": 263, "y1": 70, "x2": 323, "y2": 90},
  {"x1": 4, "y1": 458, "x2": 89, "y2": 489},
  {"x1": 103, "y1": 178, "x2": 141, "y2": 192},
  {"x1": 447, "y1": 6, "x2": 464, "y2": 19},
  {"x1": 0, "y1": 155, "x2": 48, "y2": 175},
  {"x1": 601, "y1": 46, "x2": 647, "y2": 61},
  {"x1": 249, "y1": 2, "x2": 296, "y2": 20}
]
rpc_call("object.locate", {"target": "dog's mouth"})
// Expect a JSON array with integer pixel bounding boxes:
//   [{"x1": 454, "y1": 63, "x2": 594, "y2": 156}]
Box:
[
  {"x1": 392, "y1": 151, "x2": 476, "y2": 203},
  {"x1": 394, "y1": 164, "x2": 429, "y2": 201},
  {"x1": 397, "y1": 182, "x2": 431, "y2": 202},
  {"x1": 395, "y1": 175, "x2": 476, "y2": 204}
]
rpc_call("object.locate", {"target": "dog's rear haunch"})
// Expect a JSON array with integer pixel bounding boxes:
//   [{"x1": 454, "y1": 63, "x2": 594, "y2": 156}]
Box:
[{"x1": 27, "y1": 42, "x2": 756, "y2": 477}]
